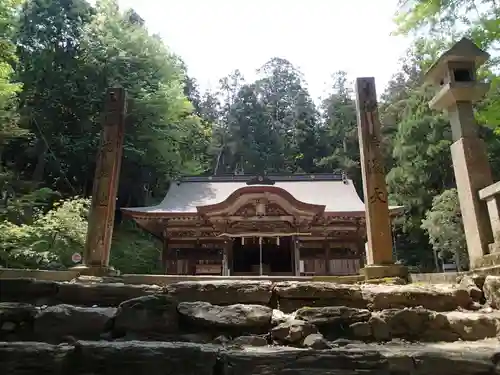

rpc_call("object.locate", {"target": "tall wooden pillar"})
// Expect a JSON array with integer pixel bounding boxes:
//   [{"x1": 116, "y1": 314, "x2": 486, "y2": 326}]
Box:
[{"x1": 77, "y1": 87, "x2": 126, "y2": 276}]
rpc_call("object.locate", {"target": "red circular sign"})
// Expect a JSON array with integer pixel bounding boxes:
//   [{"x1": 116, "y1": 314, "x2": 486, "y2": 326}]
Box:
[{"x1": 71, "y1": 253, "x2": 82, "y2": 263}]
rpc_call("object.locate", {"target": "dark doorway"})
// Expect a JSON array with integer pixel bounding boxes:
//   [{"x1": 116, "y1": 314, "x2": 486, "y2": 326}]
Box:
[{"x1": 232, "y1": 237, "x2": 293, "y2": 275}]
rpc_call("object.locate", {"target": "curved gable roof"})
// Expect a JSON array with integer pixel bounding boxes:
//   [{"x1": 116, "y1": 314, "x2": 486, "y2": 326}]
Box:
[{"x1": 121, "y1": 174, "x2": 404, "y2": 216}]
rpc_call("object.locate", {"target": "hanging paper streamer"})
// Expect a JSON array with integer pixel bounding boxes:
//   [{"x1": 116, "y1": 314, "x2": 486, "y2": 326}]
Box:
[
  {"x1": 276, "y1": 237, "x2": 280, "y2": 246},
  {"x1": 241, "y1": 237, "x2": 245, "y2": 245}
]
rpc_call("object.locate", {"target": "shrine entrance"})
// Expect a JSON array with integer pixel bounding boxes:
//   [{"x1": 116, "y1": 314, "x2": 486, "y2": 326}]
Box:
[{"x1": 232, "y1": 236, "x2": 293, "y2": 276}]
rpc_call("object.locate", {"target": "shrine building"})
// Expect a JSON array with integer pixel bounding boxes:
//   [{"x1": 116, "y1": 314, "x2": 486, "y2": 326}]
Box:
[{"x1": 121, "y1": 173, "x2": 403, "y2": 276}]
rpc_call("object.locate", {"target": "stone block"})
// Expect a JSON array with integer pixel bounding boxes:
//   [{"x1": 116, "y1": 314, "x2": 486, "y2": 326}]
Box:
[{"x1": 361, "y1": 264, "x2": 408, "y2": 280}]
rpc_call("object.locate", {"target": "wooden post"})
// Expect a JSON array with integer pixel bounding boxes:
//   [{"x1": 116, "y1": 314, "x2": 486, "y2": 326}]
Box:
[
  {"x1": 323, "y1": 241, "x2": 331, "y2": 275},
  {"x1": 293, "y1": 236, "x2": 301, "y2": 276},
  {"x1": 355, "y1": 78, "x2": 406, "y2": 279},
  {"x1": 161, "y1": 237, "x2": 169, "y2": 273},
  {"x1": 78, "y1": 87, "x2": 126, "y2": 276},
  {"x1": 222, "y1": 242, "x2": 229, "y2": 276}
]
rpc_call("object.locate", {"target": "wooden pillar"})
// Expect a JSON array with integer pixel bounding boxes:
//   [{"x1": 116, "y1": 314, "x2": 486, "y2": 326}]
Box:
[
  {"x1": 355, "y1": 78, "x2": 405, "y2": 279},
  {"x1": 293, "y1": 236, "x2": 301, "y2": 276},
  {"x1": 78, "y1": 87, "x2": 126, "y2": 276},
  {"x1": 226, "y1": 240, "x2": 233, "y2": 276},
  {"x1": 222, "y1": 242, "x2": 229, "y2": 276},
  {"x1": 161, "y1": 237, "x2": 169, "y2": 273},
  {"x1": 323, "y1": 241, "x2": 331, "y2": 275}
]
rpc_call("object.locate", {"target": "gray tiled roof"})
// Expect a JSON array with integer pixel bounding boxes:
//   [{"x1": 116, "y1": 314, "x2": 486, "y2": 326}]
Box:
[{"x1": 122, "y1": 177, "x2": 402, "y2": 215}]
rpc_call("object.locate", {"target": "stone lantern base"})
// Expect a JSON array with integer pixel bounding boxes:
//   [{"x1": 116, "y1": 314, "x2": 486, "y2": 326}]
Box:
[{"x1": 361, "y1": 264, "x2": 408, "y2": 280}]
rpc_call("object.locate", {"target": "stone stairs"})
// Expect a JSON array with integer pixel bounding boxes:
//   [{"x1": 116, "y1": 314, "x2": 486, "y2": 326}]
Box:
[{"x1": 1, "y1": 275, "x2": 500, "y2": 374}]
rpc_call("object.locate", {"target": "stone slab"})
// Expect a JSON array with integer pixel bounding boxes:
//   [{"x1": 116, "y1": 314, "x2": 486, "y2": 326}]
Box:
[
  {"x1": 0, "y1": 340, "x2": 499, "y2": 375},
  {"x1": 361, "y1": 264, "x2": 408, "y2": 280}
]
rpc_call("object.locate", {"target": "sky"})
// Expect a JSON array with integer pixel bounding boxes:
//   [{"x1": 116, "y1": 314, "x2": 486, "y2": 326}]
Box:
[{"x1": 116, "y1": 0, "x2": 411, "y2": 100}]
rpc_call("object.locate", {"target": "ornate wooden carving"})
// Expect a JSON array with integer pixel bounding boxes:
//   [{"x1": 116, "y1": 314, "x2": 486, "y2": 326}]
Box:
[
  {"x1": 228, "y1": 220, "x2": 292, "y2": 233},
  {"x1": 234, "y1": 203, "x2": 256, "y2": 217},
  {"x1": 266, "y1": 203, "x2": 288, "y2": 216}
]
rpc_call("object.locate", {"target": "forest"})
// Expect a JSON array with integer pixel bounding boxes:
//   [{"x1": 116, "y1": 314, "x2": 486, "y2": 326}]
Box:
[{"x1": 0, "y1": 0, "x2": 498, "y2": 273}]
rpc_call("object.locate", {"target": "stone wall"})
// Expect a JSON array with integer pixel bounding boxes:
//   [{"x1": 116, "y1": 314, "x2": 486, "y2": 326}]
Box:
[{"x1": 1, "y1": 275, "x2": 500, "y2": 374}]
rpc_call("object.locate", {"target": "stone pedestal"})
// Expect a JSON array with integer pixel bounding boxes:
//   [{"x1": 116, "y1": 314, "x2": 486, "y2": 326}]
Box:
[
  {"x1": 361, "y1": 264, "x2": 408, "y2": 280},
  {"x1": 451, "y1": 136, "x2": 494, "y2": 265}
]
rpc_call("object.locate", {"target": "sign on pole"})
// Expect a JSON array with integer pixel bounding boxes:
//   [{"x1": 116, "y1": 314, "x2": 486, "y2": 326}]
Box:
[{"x1": 71, "y1": 252, "x2": 83, "y2": 264}]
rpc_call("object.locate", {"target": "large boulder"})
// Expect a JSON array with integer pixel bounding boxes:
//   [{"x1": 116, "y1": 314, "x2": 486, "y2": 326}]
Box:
[
  {"x1": 177, "y1": 302, "x2": 272, "y2": 334},
  {"x1": 445, "y1": 310, "x2": 500, "y2": 341},
  {"x1": 33, "y1": 304, "x2": 115, "y2": 342},
  {"x1": 483, "y1": 275, "x2": 500, "y2": 308},
  {"x1": 165, "y1": 280, "x2": 273, "y2": 305},
  {"x1": 270, "y1": 319, "x2": 318, "y2": 345},
  {"x1": 112, "y1": 294, "x2": 179, "y2": 339},
  {"x1": 294, "y1": 306, "x2": 371, "y2": 338},
  {"x1": 457, "y1": 275, "x2": 484, "y2": 302}
]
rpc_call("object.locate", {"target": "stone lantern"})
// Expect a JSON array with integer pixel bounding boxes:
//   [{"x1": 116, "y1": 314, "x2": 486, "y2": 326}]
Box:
[{"x1": 424, "y1": 37, "x2": 497, "y2": 268}]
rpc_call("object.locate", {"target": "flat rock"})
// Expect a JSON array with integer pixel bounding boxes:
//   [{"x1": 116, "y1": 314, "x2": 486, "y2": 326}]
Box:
[
  {"x1": 165, "y1": 280, "x2": 273, "y2": 305},
  {"x1": 274, "y1": 281, "x2": 365, "y2": 304},
  {"x1": 178, "y1": 302, "x2": 272, "y2": 331},
  {"x1": 56, "y1": 282, "x2": 161, "y2": 306},
  {"x1": 0, "y1": 341, "x2": 217, "y2": 375},
  {"x1": 274, "y1": 281, "x2": 472, "y2": 312},
  {"x1": 33, "y1": 304, "x2": 116, "y2": 342},
  {"x1": 361, "y1": 283, "x2": 472, "y2": 311},
  {"x1": 221, "y1": 340, "x2": 500, "y2": 375}
]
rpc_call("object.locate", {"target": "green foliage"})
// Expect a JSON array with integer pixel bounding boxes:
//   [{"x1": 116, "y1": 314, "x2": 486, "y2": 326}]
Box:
[
  {"x1": 421, "y1": 188, "x2": 468, "y2": 270},
  {"x1": 0, "y1": 197, "x2": 89, "y2": 269},
  {"x1": 109, "y1": 220, "x2": 162, "y2": 274}
]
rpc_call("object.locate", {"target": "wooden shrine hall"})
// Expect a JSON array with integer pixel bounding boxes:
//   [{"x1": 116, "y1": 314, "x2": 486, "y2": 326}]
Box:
[{"x1": 121, "y1": 173, "x2": 403, "y2": 276}]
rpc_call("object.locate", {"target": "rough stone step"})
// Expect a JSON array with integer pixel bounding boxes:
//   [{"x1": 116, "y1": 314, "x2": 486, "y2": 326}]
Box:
[
  {"x1": 0, "y1": 339, "x2": 499, "y2": 375},
  {"x1": 2, "y1": 299, "x2": 500, "y2": 343},
  {"x1": 0, "y1": 278, "x2": 482, "y2": 311}
]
